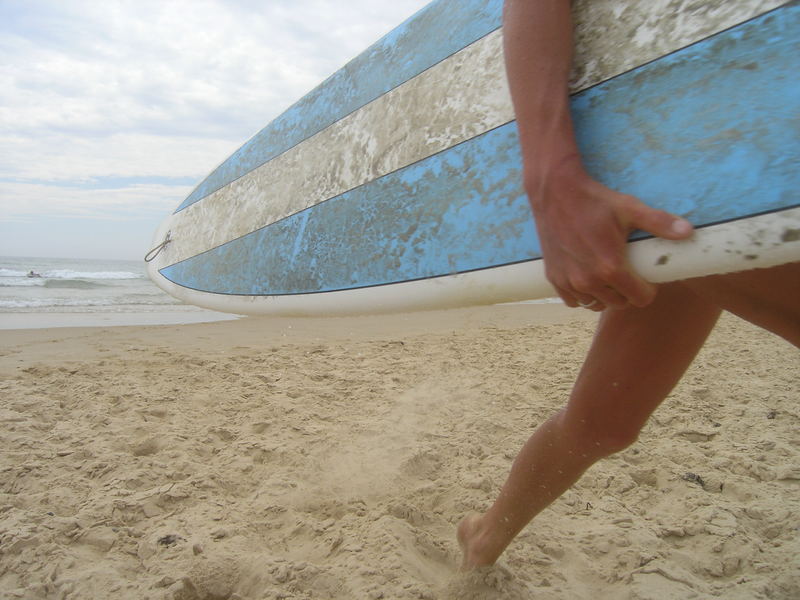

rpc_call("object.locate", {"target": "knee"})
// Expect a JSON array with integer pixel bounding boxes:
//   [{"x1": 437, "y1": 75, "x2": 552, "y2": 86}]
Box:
[
  {"x1": 589, "y1": 426, "x2": 641, "y2": 458},
  {"x1": 558, "y1": 408, "x2": 644, "y2": 459}
]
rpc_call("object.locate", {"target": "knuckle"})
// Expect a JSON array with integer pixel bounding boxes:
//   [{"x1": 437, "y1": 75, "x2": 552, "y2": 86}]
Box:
[
  {"x1": 617, "y1": 193, "x2": 642, "y2": 213},
  {"x1": 594, "y1": 259, "x2": 624, "y2": 282},
  {"x1": 569, "y1": 274, "x2": 594, "y2": 294}
]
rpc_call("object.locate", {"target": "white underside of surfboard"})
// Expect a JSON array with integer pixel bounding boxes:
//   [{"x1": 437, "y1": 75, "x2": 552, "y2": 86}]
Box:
[{"x1": 150, "y1": 207, "x2": 800, "y2": 317}]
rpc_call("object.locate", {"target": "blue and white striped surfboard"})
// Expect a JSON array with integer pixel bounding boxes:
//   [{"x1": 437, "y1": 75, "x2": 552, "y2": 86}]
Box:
[{"x1": 147, "y1": 0, "x2": 800, "y2": 316}]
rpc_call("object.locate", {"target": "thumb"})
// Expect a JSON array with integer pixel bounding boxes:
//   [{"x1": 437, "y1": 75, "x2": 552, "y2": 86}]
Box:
[{"x1": 625, "y1": 198, "x2": 694, "y2": 241}]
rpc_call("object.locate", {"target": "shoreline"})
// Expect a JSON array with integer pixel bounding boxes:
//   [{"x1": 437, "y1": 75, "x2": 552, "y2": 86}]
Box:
[{"x1": 0, "y1": 308, "x2": 241, "y2": 331}]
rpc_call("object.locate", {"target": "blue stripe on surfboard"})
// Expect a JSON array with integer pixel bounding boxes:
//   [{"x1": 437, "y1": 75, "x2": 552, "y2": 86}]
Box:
[
  {"x1": 161, "y1": 5, "x2": 799, "y2": 297},
  {"x1": 174, "y1": 0, "x2": 503, "y2": 213},
  {"x1": 575, "y1": 3, "x2": 800, "y2": 228}
]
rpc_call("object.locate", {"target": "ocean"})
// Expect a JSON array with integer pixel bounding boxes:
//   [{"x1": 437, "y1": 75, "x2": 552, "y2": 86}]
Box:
[{"x1": 0, "y1": 256, "x2": 237, "y2": 329}]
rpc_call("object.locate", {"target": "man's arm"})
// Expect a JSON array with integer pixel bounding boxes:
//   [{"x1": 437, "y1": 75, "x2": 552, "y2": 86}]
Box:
[{"x1": 503, "y1": 0, "x2": 693, "y2": 309}]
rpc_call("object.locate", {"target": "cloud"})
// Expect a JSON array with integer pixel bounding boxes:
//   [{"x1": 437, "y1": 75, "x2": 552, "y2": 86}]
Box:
[
  {"x1": 0, "y1": 0, "x2": 429, "y2": 258},
  {"x1": 1, "y1": 179, "x2": 188, "y2": 221},
  {"x1": 1, "y1": 131, "x2": 237, "y2": 183},
  {"x1": 2, "y1": 0, "x2": 429, "y2": 141}
]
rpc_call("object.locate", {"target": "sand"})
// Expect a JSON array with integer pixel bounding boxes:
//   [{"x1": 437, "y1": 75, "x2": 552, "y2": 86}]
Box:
[{"x1": 0, "y1": 303, "x2": 797, "y2": 599}]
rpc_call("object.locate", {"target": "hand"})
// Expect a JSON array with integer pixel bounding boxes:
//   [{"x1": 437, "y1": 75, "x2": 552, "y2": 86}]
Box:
[{"x1": 529, "y1": 157, "x2": 694, "y2": 311}]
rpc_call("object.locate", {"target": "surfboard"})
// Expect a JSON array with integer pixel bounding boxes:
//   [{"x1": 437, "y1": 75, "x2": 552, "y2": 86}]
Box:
[{"x1": 146, "y1": 0, "x2": 800, "y2": 316}]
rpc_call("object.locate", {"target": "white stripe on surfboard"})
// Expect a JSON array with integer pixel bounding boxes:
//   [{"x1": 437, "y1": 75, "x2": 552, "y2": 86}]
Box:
[
  {"x1": 152, "y1": 208, "x2": 800, "y2": 317},
  {"x1": 153, "y1": 0, "x2": 785, "y2": 268}
]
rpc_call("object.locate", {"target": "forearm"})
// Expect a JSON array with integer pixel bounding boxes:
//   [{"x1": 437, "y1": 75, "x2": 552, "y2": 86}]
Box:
[
  {"x1": 502, "y1": 0, "x2": 580, "y2": 201},
  {"x1": 502, "y1": 0, "x2": 692, "y2": 309}
]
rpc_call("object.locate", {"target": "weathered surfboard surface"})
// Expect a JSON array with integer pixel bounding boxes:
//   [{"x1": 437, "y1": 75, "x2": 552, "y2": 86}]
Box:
[{"x1": 147, "y1": 0, "x2": 799, "y2": 316}]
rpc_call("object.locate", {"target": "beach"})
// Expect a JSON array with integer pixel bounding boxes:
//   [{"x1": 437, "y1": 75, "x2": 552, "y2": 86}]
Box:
[{"x1": 1, "y1": 303, "x2": 798, "y2": 599}]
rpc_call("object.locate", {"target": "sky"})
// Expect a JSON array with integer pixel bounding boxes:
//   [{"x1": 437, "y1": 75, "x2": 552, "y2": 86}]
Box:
[{"x1": 0, "y1": 0, "x2": 431, "y2": 261}]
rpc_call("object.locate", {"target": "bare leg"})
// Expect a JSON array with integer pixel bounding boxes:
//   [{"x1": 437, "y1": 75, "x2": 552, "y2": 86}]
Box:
[
  {"x1": 684, "y1": 262, "x2": 800, "y2": 348},
  {"x1": 459, "y1": 282, "x2": 721, "y2": 568}
]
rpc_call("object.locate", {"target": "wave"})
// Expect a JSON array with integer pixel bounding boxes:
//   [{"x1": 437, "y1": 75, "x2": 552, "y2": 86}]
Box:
[
  {"x1": 0, "y1": 277, "x2": 120, "y2": 289},
  {"x1": 0, "y1": 268, "x2": 142, "y2": 280},
  {"x1": 44, "y1": 269, "x2": 143, "y2": 280},
  {"x1": 0, "y1": 269, "x2": 28, "y2": 278},
  {"x1": 0, "y1": 278, "x2": 45, "y2": 288},
  {"x1": 44, "y1": 279, "x2": 106, "y2": 290},
  {"x1": 0, "y1": 296, "x2": 179, "y2": 309}
]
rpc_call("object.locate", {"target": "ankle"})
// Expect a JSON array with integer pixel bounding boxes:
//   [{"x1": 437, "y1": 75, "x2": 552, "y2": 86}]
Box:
[{"x1": 458, "y1": 514, "x2": 501, "y2": 569}]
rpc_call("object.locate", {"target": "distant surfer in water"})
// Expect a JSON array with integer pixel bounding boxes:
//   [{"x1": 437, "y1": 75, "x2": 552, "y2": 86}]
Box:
[
  {"x1": 458, "y1": 0, "x2": 800, "y2": 569},
  {"x1": 27, "y1": 270, "x2": 42, "y2": 278}
]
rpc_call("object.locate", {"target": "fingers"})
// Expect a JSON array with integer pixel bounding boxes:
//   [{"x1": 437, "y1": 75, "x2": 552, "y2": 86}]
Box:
[
  {"x1": 624, "y1": 197, "x2": 693, "y2": 240},
  {"x1": 551, "y1": 260, "x2": 657, "y2": 311},
  {"x1": 534, "y1": 180, "x2": 693, "y2": 311},
  {"x1": 575, "y1": 297, "x2": 606, "y2": 312},
  {"x1": 599, "y1": 266, "x2": 657, "y2": 308},
  {"x1": 567, "y1": 198, "x2": 691, "y2": 308},
  {"x1": 559, "y1": 291, "x2": 605, "y2": 312}
]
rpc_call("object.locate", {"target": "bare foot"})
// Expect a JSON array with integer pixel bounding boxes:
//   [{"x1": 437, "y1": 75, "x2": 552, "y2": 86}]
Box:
[{"x1": 457, "y1": 513, "x2": 493, "y2": 570}]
